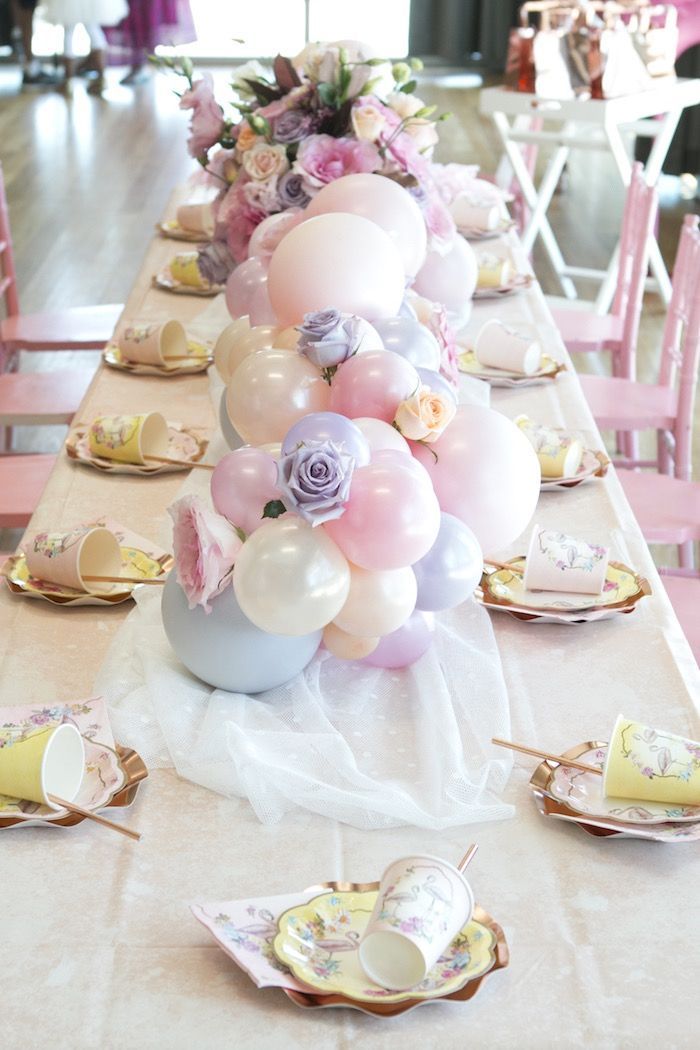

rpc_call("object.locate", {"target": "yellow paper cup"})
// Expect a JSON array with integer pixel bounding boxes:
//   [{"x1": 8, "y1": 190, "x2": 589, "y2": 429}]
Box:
[
  {"x1": 0, "y1": 724, "x2": 84, "y2": 808},
  {"x1": 118, "y1": 319, "x2": 187, "y2": 369},
  {"x1": 170, "y1": 252, "x2": 208, "y2": 289},
  {"x1": 88, "y1": 412, "x2": 169, "y2": 466},
  {"x1": 515, "y1": 416, "x2": 583, "y2": 478},
  {"x1": 477, "y1": 254, "x2": 513, "y2": 289},
  {"x1": 604, "y1": 715, "x2": 700, "y2": 806},
  {"x1": 25, "y1": 524, "x2": 123, "y2": 593}
]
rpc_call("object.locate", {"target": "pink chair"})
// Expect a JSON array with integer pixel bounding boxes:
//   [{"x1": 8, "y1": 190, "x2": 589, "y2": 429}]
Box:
[
  {"x1": 550, "y1": 163, "x2": 658, "y2": 384},
  {"x1": 580, "y1": 214, "x2": 700, "y2": 476},
  {"x1": 0, "y1": 162, "x2": 123, "y2": 370},
  {"x1": 0, "y1": 454, "x2": 56, "y2": 528}
]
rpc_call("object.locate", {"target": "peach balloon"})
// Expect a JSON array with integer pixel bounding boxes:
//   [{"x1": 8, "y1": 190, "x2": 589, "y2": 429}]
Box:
[
  {"x1": 248, "y1": 281, "x2": 279, "y2": 326},
  {"x1": 222, "y1": 324, "x2": 281, "y2": 383},
  {"x1": 352, "y1": 417, "x2": 411, "y2": 455},
  {"x1": 333, "y1": 563, "x2": 417, "y2": 638},
  {"x1": 214, "y1": 317, "x2": 250, "y2": 382},
  {"x1": 323, "y1": 623, "x2": 379, "y2": 661},
  {"x1": 267, "y1": 213, "x2": 405, "y2": 325},
  {"x1": 305, "y1": 173, "x2": 427, "y2": 277},
  {"x1": 226, "y1": 256, "x2": 269, "y2": 318},
  {"x1": 412, "y1": 235, "x2": 478, "y2": 313},
  {"x1": 411, "y1": 404, "x2": 540, "y2": 553},
  {"x1": 227, "y1": 349, "x2": 330, "y2": 445},
  {"x1": 275, "y1": 326, "x2": 301, "y2": 350},
  {"x1": 329, "y1": 350, "x2": 419, "y2": 424}
]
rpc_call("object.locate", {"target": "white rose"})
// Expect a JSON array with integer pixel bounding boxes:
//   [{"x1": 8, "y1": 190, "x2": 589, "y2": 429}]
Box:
[
  {"x1": 232, "y1": 60, "x2": 271, "y2": 99},
  {"x1": 351, "y1": 102, "x2": 387, "y2": 142},
  {"x1": 394, "y1": 385, "x2": 456, "y2": 444},
  {"x1": 242, "y1": 142, "x2": 289, "y2": 181},
  {"x1": 386, "y1": 91, "x2": 425, "y2": 120}
]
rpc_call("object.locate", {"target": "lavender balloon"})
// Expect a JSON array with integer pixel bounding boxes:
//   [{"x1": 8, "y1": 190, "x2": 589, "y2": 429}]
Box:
[
  {"x1": 281, "y1": 413, "x2": 370, "y2": 467},
  {"x1": 372, "y1": 316, "x2": 442, "y2": 372},
  {"x1": 413, "y1": 513, "x2": 483, "y2": 612},
  {"x1": 361, "y1": 610, "x2": 435, "y2": 669},
  {"x1": 415, "y1": 367, "x2": 458, "y2": 405}
]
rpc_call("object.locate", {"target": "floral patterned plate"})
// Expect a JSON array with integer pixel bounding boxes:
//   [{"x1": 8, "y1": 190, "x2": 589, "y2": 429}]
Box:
[
  {"x1": 272, "y1": 889, "x2": 498, "y2": 1005},
  {"x1": 103, "y1": 340, "x2": 212, "y2": 376},
  {"x1": 531, "y1": 787, "x2": 700, "y2": 843},
  {"x1": 156, "y1": 220, "x2": 210, "y2": 243},
  {"x1": 539, "y1": 449, "x2": 610, "y2": 490},
  {"x1": 152, "y1": 268, "x2": 223, "y2": 297},
  {"x1": 478, "y1": 558, "x2": 651, "y2": 620},
  {"x1": 2, "y1": 518, "x2": 172, "y2": 606},
  {"x1": 472, "y1": 273, "x2": 534, "y2": 299},
  {"x1": 537, "y1": 743, "x2": 700, "y2": 825},
  {"x1": 458, "y1": 348, "x2": 565, "y2": 387},
  {"x1": 65, "y1": 423, "x2": 209, "y2": 475},
  {"x1": 0, "y1": 698, "x2": 148, "y2": 827}
]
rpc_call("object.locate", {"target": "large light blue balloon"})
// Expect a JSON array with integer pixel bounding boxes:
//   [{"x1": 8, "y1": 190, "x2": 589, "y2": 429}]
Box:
[
  {"x1": 372, "y1": 316, "x2": 442, "y2": 372},
  {"x1": 161, "y1": 573, "x2": 321, "y2": 693},
  {"x1": 219, "y1": 389, "x2": 244, "y2": 451},
  {"x1": 413, "y1": 512, "x2": 483, "y2": 612}
]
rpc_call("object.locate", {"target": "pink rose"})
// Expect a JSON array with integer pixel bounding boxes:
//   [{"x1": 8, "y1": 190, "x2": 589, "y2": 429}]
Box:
[
  {"x1": 169, "y1": 495, "x2": 242, "y2": 613},
  {"x1": 422, "y1": 190, "x2": 457, "y2": 254},
  {"x1": 430, "y1": 162, "x2": 481, "y2": 205},
  {"x1": 293, "y1": 134, "x2": 381, "y2": 193},
  {"x1": 428, "y1": 303, "x2": 460, "y2": 388},
  {"x1": 179, "y1": 73, "x2": 225, "y2": 159},
  {"x1": 218, "y1": 177, "x2": 268, "y2": 262}
]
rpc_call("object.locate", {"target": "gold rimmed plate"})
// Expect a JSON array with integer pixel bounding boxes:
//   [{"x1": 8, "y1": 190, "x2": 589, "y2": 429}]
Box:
[
  {"x1": 152, "y1": 268, "x2": 223, "y2": 297},
  {"x1": 156, "y1": 219, "x2": 211, "y2": 244},
  {"x1": 540, "y1": 449, "x2": 610, "y2": 490},
  {"x1": 65, "y1": 422, "x2": 209, "y2": 475},
  {"x1": 103, "y1": 340, "x2": 212, "y2": 376},
  {"x1": 2, "y1": 546, "x2": 171, "y2": 606},
  {"x1": 458, "y1": 348, "x2": 565, "y2": 386}
]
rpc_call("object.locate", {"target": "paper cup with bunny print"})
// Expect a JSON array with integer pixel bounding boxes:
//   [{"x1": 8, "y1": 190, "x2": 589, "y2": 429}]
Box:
[
  {"x1": 24, "y1": 524, "x2": 123, "y2": 593},
  {"x1": 515, "y1": 416, "x2": 583, "y2": 478},
  {"x1": 523, "y1": 524, "x2": 609, "y2": 595},
  {"x1": 118, "y1": 320, "x2": 187, "y2": 369},
  {"x1": 88, "y1": 412, "x2": 169, "y2": 466}
]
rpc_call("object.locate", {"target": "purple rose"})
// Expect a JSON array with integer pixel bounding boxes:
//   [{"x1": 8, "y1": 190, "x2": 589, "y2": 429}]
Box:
[
  {"x1": 276, "y1": 440, "x2": 354, "y2": 525},
  {"x1": 273, "y1": 108, "x2": 314, "y2": 144},
  {"x1": 297, "y1": 309, "x2": 365, "y2": 370},
  {"x1": 277, "y1": 171, "x2": 311, "y2": 209}
]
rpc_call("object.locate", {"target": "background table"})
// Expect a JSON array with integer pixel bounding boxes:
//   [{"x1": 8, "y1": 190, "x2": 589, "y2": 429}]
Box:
[
  {"x1": 2, "y1": 199, "x2": 699, "y2": 1049},
  {"x1": 481, "y1": 79, "x2": 700, "y2": 309}
]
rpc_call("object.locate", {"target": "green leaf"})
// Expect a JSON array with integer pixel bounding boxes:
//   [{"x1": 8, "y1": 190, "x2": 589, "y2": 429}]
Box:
[
  {"x1": 234, "y1": 526, "x2": 247, "y2": 543},
  {"x1": 317, "y1": 81, "x2": 338, "y2": 107},
  {"x1": 399, "y1": 79, "x2": 417, "y2": 94},
  {"x1": 262, "y1": 500, "x2": 287, "y2": 520},
  {"x1": 181, "y1": 55, "x2": 194, "y2": 79}
]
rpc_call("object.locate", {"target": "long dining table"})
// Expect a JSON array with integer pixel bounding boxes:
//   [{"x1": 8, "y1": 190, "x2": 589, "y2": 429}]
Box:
[{"x1": 3, "y1": 192, "x2": 699, "y2": 1049}]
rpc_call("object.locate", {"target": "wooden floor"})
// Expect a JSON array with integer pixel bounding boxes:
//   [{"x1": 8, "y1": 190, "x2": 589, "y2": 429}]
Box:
[{"x1": 1, "y1": 63, "x2": 698, "y2": 555}]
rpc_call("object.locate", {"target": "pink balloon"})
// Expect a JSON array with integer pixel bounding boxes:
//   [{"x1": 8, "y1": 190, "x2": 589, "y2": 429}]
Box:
[
  {"x1": 360, "y1": 610, "x2": 435, "y2": 669},
  {"x1": 211, "y1": 447, "x2": 280, "y2": 536},
  {"x1": 305, "y1": 173, "x2": 427, "y2": 277},
  {"x1": 325, "y1": 456, "x2": 440, "y2": 570},
  {"x1": 227, "y1": 349, "x2": 331, "y2": 445},
  {"x1": 248, "y1": 208, "x2": 304, "y2": 259},
  {"x1": 226, "y1": 257, "x2": 269, "y2": 319},
  {"x1": 352, "y1": 417, "x2": 411, "y2": 456},
  {"x1": 329, "y1": 351, "x2": 419, "y2": 424},
  {"x1": 267, "y1": 213, "x2": 405, "y2": 325},
  {"x1": 411, "y1": 404, "x2": 540, "y2": 553},
  {"x1": 412, "y1": 235, "x2": 477, "y2": 313},
  {"x1": 248, "y1": 281, "x2": 279, "y2": 326}
]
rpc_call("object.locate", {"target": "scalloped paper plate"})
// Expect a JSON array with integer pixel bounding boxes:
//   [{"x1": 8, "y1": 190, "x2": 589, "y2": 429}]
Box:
[
  {"x1": 473, "y1": 273, "x2": 533, "y2": 298},
  {"x1": 65, "y1": 423, "x2": 209, "y2": 475},
  {"x1": 152, "y1": 268, "x2": 223, "y2": 297},
  {"x1": 273, "y1": 889, "x2": 497, "y2": 1005},
  {"x1": 540, "y1": 449, "x2": 610, "y2": 490},
  {"x1": 156, "y1": 219, "x2": 211, "y2": 243},
  {"x1": 103, "y1": 340, "x2": 212, "y2": 376},
  {"x1": 458, "y1": 348, "x2": 565, "y2": 386}
]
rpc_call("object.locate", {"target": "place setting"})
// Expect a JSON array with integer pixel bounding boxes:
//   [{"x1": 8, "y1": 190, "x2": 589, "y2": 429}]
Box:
[
  {"x1": 515, "y1": 416, "x2": 610, "y2": 490},
  {"x1": 192, "y1": 845, "x2": 509, "y2": 1018},
  {"x1": 153, "y1": 249, "x2": 225, "y2": 297},
  {"x1": 65, "y1": 412, "x2": 212, "y2": 475},
  {"x1": 458, "y1": 320, "x2": 566, "y2": 386},
  {"x1": 450, "y1": 194, "x2": 516, "y2": 241},
  {"x1": 157, "y1": 200, "x2": 215, "y2": 243},
  {"x1": 478, "y1": 524, "x2": 651, "y2": 624},
  {"x1": 1, "y1": 520, "x2": 172, "y2": 606},
  {"x1": 0, "y1": 696, "x2": 146, "y2": 840},
  {"x1": 103, "y1": 319, "x2": 213, "y2": 376},
  {"x1": 472, "y1": 249, "x2": 533, "y2": 298},
  {"x1": 495, "y1": 715, "x2": 700, "y2": 844}
]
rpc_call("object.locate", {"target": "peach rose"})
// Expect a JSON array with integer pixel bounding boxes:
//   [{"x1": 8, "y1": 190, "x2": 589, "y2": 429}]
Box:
[
  {"x1": 394, "y1": 385, "x2": 456, "y2": 444},
  {"x1": 236, "y1": 123, "x2": 259, "y2": 153},
  {"x1": 242, "y1": 141, "x2": 290, "y2": 181},
  {"x1": 351, "y1": 101, "x2": 387, "y2": 142}
]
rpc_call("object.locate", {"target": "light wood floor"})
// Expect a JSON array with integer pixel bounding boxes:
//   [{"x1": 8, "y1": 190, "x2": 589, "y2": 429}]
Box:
[{"x1": 1, "y1": 64, "x2": 698, "y2": 555}]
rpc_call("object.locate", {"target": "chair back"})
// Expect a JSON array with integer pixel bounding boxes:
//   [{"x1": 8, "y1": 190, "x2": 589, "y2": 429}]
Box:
[
  {"x1": 612, "y1": 162, "x2": 658, "y2": 379},
  {"x1": 0, "y1": 162, "x2": 19, "y2": 318},
  {"x1": 668, "y1": 218, "x2": 700, "y2": 479}
]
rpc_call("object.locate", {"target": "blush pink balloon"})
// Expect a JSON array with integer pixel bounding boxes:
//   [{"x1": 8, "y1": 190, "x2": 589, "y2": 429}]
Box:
[
  {"x1": 226, "y1": 349, "x2": 331, "y2": 445},
  {"x1": 248, "y1": 208, "x2": 304, "y2": 259},
  {"x1": 412, "y1": 235, "x2": 477, "y2": 313},
  {"x1": 211, "y1": 447, "x2": 280, "y2": 536},
  {"x1": 329, "y1": 351, "x2": 420, "y2": 424},
  {"x1": 248, "y1": 281, "x2": 279, "y2": 326},
  {"x1": 325, "y1": 456, "x2": 440, "y2": 570},
  {"x1": 352, "y1": 417, "x2": 411, "y2": 456},
  {"x1": 267, "y1": 213, "x2": 405, "y2": 325},
  {"x1": 226, "y1": 256, "x2": 269, "y2": 319},
  {"x1": 411, "y1": 404, "x2": 540, "y2": 553},
  {"x1": 360, "y1": 610, "x2": 435, "y2": 669},
  {"x1": 305, "y1": 173, "x2": 427, "y2": 277}
]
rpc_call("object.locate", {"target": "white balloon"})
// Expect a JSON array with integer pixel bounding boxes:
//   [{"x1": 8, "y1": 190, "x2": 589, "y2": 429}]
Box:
[{"x1": 334, "y1": 563, "x2": 417, "y2": 638}]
